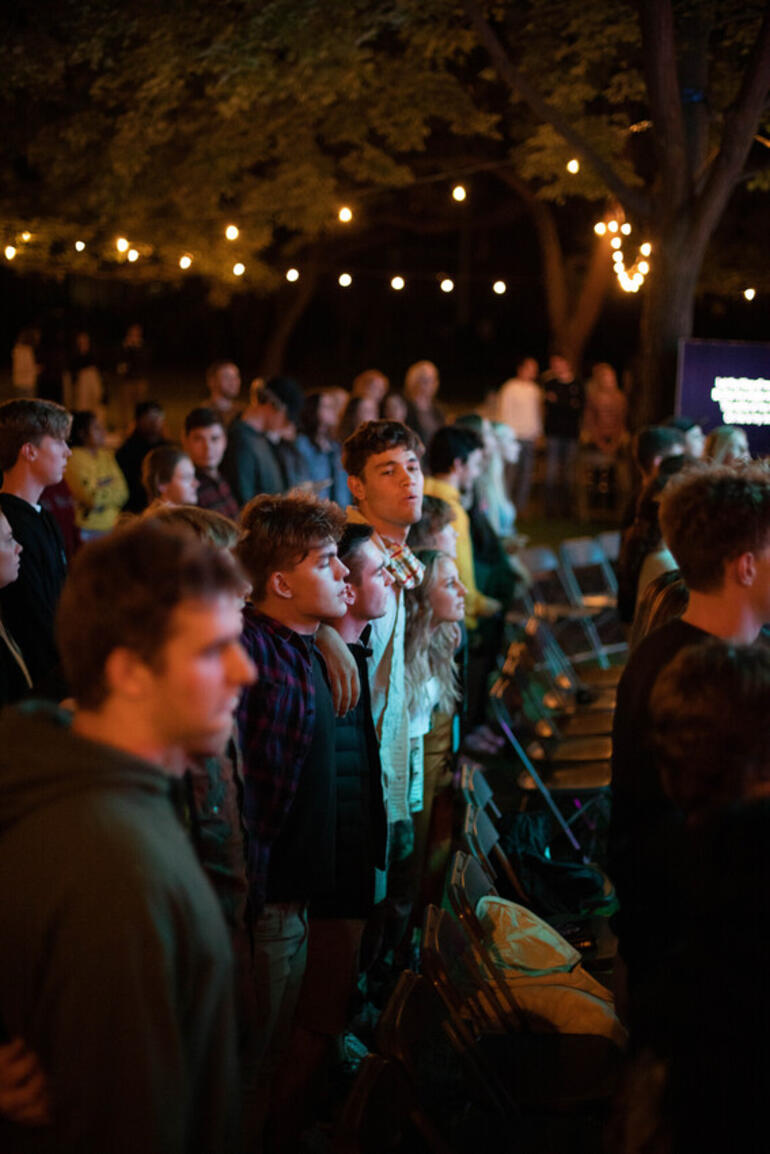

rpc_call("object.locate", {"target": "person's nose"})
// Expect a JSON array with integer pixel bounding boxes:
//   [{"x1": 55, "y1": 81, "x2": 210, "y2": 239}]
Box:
[
  {"x1": 333, "y1": 558, "x2": 349, "y2": 580},
  {"x1": 229, "y1": 643, "x2": 257, "y2": 686}
]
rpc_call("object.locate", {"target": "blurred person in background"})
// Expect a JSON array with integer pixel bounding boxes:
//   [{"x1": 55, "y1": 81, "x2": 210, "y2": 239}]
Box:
[
  {"x1": 404, "y1": 360, "x2": 445, "y2": 449},
  {"x1": 296, "y1": 392, "x2": 349, "y2": 507},
  {"x1": 116, "y1": 401, "x2": 167, "y2": 513},
  {"x1": 65, "y1": 411, "x2": 128, "y2": 542},
  {"x1": 11, "y1": 328, "x2": 41, "y2": 398},
  {"x1": 705, "y1": 424, "x2": 750, "y2": 465},
  {"x1": 497, "y1": 355, "x2": 542, "y2": 515},
  {"x1": 142, "y1": 445, "x2": 199, "y2": 511},
  {"x1": 352, "y1": 369, "x2": 389, "y2": 406},
  {"x1": 205, "y1": 361, "x2": 242, "y2": 422},
  {"x1": 183, "y1": 407, "x2": 239, "y2": 519}
]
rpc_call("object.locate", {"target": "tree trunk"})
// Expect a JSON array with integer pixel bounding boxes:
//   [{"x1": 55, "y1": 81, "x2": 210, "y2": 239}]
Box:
[
  {"x1": 560, "y1": 235, "x2": 615, "y2": 370},
  {"x1": 636, "y1": 217, "x2": 704, "y2": 424},
  {"x1": 259, "y1": 261, "x2": 319, "y2": 377}
]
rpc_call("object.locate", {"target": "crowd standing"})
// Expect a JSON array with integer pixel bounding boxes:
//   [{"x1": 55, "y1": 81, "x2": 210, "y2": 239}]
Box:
[{"x1": 0, "y1": 334, "x2": 767, "y2": 1153}]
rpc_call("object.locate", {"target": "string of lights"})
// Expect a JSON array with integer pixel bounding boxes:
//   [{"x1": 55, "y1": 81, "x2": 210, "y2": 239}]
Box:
[{"x1": 2, "y1": 182, "x2": 759, "y2": 302}]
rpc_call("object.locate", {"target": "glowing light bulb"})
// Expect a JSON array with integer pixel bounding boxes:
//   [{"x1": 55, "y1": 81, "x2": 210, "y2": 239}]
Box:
[
  {"x1": 179, "y1": 254, "x2": 192, "y2": 269},
  {"x1": 338, "y1": 272, "x2": 352, "y2": 287},
  {"x1": 493, "y1": 280, "x2": 506, "y2": 295},
  {"x1": 594, "y1": 222, "x2": 607, "y2": 236},
  {"x1": 640, "y1": 242, "x2": 652, "y2": 257},
  {"x1": 225, "y1": 224, "x2": 239, "y2": 241},
  {"x1": 608, "y1": 220, "x2": 619, "y2": 233},
  {"x1": 440, "y1": 278, "x2": 454, "y2": 293},
  {"x1": 744, "y1": 287, "x2": 756, "y2": 301},
  {"x1": 116, "y1": 237, "x2": 129, "y2": 252},
  {"x1": 390, "y1": 275, "x2": 405, "y2": 291},
  {"x1": 127, "y1": 248, "x2": 139, "y2": 262},
  {"x1": 612, "y1": 251, "x2": 624, "y2": 264},
  {"x1": 610, "y1": 236, "x2": 622, "y2": 250},
  {"x1": 20, "y1": 231, "x2": 31, "y2": 242},
  {"x1": 638, "y1": 260, "x2": 649, "y2": 275},
  {"x1": 338, "y1": 206, "x2": 353, "y2": 223},
  {"x1": 452, "y1": 184, "x2": 467, "y2": 202},
  {"x1": 620, "y1": 222, "x2": 632, "y2": 235},
  {"x1": 566, "y1": 158, "x2": 580, "y2": 174},
  {"x1": 4, "y1": 245, "x2": 16, "y2": 261},
  {"x1": 233, "y1": 262, "x2": 245, "y2": 277},
  {"x1": 74, "y1": 240, "x2": 86, "y2": 252},
  {"x1": 286, "y1": 267, "x2": 299, "y2": 282}
]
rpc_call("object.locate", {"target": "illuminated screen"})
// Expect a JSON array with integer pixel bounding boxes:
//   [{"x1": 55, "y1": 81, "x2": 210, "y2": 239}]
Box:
[{"x1": 677, "y1": 338, "x2": 770, "y2": 457}]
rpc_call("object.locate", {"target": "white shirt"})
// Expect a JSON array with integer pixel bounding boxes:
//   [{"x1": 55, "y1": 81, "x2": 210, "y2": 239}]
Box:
[{"x1": 498, "y1": 378, "x2": 543, "y2": 442}]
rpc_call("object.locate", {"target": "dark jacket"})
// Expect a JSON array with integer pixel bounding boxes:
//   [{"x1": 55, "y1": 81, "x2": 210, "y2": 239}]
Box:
[
  {"x1": 221, "y1": 418, "x2": 284, "y2": 505},
  {"x1": 0, "y1": 702, "x2": 239, "y2": 1154},
  {"x1": 312, "y1": 631, "x2": 387, "y2": 919},
  {"x1": 115, "y1": 431, "x2": 166, "y2": 513},
  {"x1": 0, "y1": 492, "x2": 67, "y2": 688}
]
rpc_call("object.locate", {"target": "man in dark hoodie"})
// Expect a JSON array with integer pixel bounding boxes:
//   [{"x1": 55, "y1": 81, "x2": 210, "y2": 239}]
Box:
[{"x1": 0, "y1": 520, "x2": 255, "y2": 1153}]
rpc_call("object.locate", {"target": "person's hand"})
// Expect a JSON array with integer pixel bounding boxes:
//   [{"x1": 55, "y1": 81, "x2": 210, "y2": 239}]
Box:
[
  {"x1": 315, "y1": 623, "x2": 360, "y2": 715},
  {"x1": 390, "y1": 818, "x2": 415, "y2": 862},
  {"x1": 0, "y1": 1038, "x2": 51, "y2": 1126}
]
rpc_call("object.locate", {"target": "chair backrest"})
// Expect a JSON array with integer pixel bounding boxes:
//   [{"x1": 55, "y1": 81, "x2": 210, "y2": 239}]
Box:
[
  {"x1": 460, "y1": 760, "x2": 502, "y2": 819},
  {"x1": 448, "y1": 850, "x2": 497, "y2": 929},
  {"x1": 459, "y1": 802, "x2": 497, "y2": 882},
  {"x1": 596, "y1": 530, "x2": 621, "y2": 563},
  {"x1": 559, "y1": 536, "x2": 619, "y2": 598},
  {"x1": 518, "y1": 544, "x2": 561, "y2": 577}
]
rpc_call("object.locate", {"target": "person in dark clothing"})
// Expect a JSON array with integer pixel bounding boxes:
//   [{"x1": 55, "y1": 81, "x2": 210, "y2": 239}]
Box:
[
  {"x1": 542, "y1": 353, "x2": 584, "y2": 518},
  {"x1": 222, "y1": 377, "x2": 305, "y2": 505},
  {"x1": 115, "y1": 400, "x2": 167, "y2": 513},
  {"x1": 269, "y1": 522, "x2": 391, "y2": 1146},
  {"x1": 234, "y1": 492, "x2": 349, "y2": 1146},
  {"x1": 0, "y1": 512, "x2": 32, "y2": 706},
  {"x1": 620, "y1": 424, "x2": 686, "y2": 531},
  {"x1": 183, "y1": 406, "x2": 240, "y2": 519},
  {"x1": 610, "y1": 462, "x2": 770, "y2": 1009},
  {"x1": 0, "y1": 398, "x2": 71, "y2": 691},
  {"x1": 0, "y1": 520, "x2": 255, "y2": 1153}
]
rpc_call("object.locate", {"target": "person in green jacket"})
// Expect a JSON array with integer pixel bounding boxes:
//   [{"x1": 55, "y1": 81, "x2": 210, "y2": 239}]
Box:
[{"x1": 0, "y1": 519, "x2": 255, "y2": 1153}]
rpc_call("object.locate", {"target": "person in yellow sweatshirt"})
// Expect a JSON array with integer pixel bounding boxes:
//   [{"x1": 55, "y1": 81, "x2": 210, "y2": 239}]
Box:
[{"x1": 65, "y1": 410, "x2": 129, "y2": 540}]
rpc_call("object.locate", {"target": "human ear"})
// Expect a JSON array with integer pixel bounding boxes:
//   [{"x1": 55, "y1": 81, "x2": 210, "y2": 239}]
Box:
[
  {"x1": 104, "y1": 647, "x2": 155, "y2": 699},
  {"x1": 735, "y1": 552, "x2": 756, "y2": 586},
  {"x1": 347, "y1": 473, "x2": 365, "y2": 503},
  {"x1": 271, "y1": 571, "x2": 294, "y2": 600}
]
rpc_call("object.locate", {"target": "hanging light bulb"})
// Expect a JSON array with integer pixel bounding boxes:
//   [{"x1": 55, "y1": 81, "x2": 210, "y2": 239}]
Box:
[
  {"x1": 390, "y1": 275, "x2": 405, "y2": 291},
  {"x1": 116, "y1": 237, "x2": 129, "y2": 253},
  {"x1": 452, "y1": 184, "x2": 467, "y2": 202},
  {"x1": 620, "y1": 222, "x2": 632, "y2": 235},
  {"x1": 744, "y1": 287, "x2": 756, "y2": 301},
  {"x1": 638, "y1": 260, "x2": 650, "y2": 275},
  {"x1": 493, "y1": 280, "x2": 506, "y2": 295},
  {"x1": 440, "y1": 278, "x2": 454, "y2": 293},
  {"x1": 75, "y1": 240, "x2": 86, "y2": 252},
  {"x1": 179, "y1": 254, "x2": 192, "y2": 269},
  {"x1": 127, "y1": 248, "x2": 139, "y2": 262},
  {"x1": 610, "y1": 236, "x2": 622, "y2": 250},
  {"x1": 338, "y1": 206, "x2": 353, "y2": 223},
  {"x1": 594, "y1": 222, "x2": 607, "y2": 236},
  {"x1": 338, "y1": 272, "x2": 352, "y2": 287},
  {"x1": 640, "y1": 242, "x2": 652, "y2": 257},
  {"x1": 233, "y1": 262, "x2": 245, "y2": 277},
  {"x1": 286, "y1": 267, "x2": 300, "y2": 282},
  {"x1": 20, "y1": 231, "x2": 31, "y2": 242},
  {"x1": 612, "y1": 251, "x2": 624, "y2": 264},
  {"x1": 566, "y1": 158, "x2": 580, "y2": 174},
  {"x1": 608, "y1": 220, "x2": 619, "y2": 233},
  {"x1": 4, "y1": 245, "x2": 16, "y2": 261},
  {"x1": 225, "y1": 224, "x2": 239, "y2": 241}
]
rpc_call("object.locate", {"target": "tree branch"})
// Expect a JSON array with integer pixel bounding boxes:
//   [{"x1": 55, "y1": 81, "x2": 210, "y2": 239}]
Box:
[
  {"x1": 462, "y1": 0, "x2": 650, "y2": 218},
  {"x1": 693, "y1": 0, "x2": 770, "y2": 246},
  {"x1": 637, "y1": 0, "x2": 689, "y2": 203}
]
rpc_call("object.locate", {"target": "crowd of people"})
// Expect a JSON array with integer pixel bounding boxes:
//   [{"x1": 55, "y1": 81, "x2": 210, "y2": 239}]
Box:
[{"x1": 0, "y1": 344, "x2": 767, "y2": 1153}]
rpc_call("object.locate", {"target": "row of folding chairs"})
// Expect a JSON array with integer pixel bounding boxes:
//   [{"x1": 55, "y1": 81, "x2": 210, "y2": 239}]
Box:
[{"x1": 514, "y1": 533, "x2": 626, "y2": 669}]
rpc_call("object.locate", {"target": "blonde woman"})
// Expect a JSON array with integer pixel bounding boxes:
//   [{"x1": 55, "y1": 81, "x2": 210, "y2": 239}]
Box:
[{"x1": 404, "y1": 548, "x2": 466, "y2": 921}]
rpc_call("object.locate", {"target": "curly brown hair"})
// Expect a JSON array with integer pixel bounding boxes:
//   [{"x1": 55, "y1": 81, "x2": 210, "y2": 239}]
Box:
[
  {"x1": 341, "y1": 419, "x2": 423, "y2": 478},
  {"x1": 235, "y1": 490, "x2": 346, "y2": 601},
  {"x1": 658, "y1": 462, "x2": 770, "y2": 593},
  {"x1": 0, "y1": 399, "x2": 72, "y2": 470}
]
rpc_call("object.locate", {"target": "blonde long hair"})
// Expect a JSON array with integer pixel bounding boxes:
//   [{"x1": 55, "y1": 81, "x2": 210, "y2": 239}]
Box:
[{"x1": 404, "y1": 549, "x2": 462, "y2": 717}]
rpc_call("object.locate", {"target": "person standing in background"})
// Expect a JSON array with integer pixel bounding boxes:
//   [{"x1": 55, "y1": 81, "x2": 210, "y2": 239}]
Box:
[
  {"x1": 542, "y1": 353, "x2": 584, "y2": 519},
  {"x1": 497, "y1": 355, "x2": 542, "y2": 516}
]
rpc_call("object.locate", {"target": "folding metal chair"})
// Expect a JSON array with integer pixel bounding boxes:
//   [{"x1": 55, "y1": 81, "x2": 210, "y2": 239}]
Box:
[
  {"x1": 558, "y1": 537, "x2": 628, "y2": 667},
  {"x1": 494, "y1": 670, "x2": 613, "y2": 765},
  {"x1": 490, "y1": 677, "x2": 610, "y2": 861},
  {"x1": 460, "y1": 801, "x2": 532, "y2": 904}
]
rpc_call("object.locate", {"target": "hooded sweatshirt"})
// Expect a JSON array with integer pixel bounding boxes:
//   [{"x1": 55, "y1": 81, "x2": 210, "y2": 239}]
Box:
[{"x1": 0, "y1": 702, "x2": 239, "y2": 1154}]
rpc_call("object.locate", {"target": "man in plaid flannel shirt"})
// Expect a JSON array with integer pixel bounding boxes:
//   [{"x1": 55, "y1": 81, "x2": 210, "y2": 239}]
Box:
[{"x1": 234, "y1": 491, "x2": 349, "y2": 1145}]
